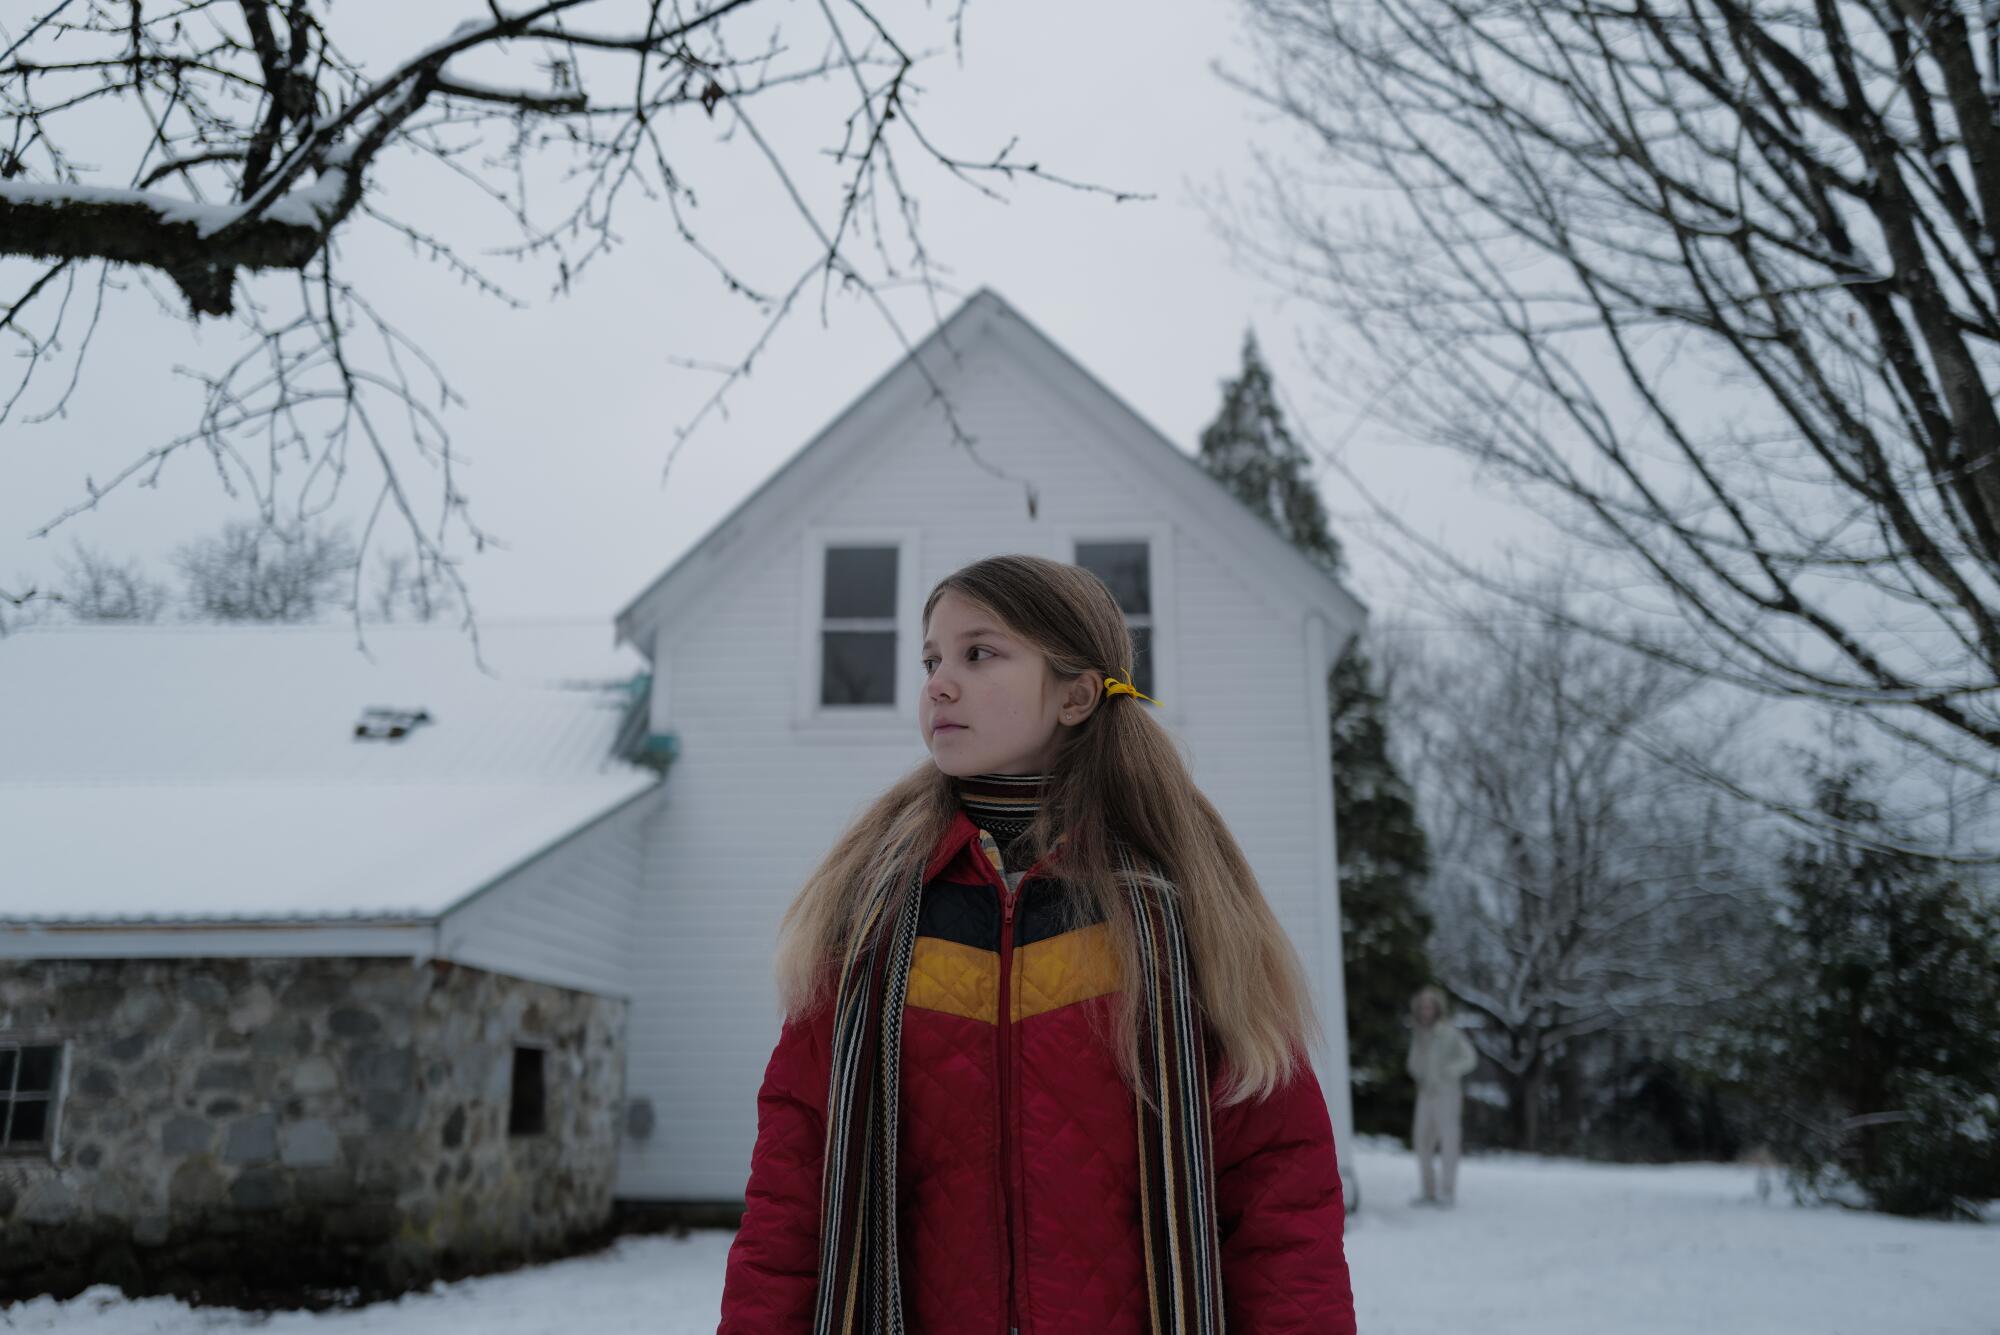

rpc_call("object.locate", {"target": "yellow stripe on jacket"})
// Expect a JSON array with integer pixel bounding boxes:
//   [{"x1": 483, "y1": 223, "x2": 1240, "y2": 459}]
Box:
[{"x1": 906, "y1": 921, "x2": 1123, "y2": 1023}]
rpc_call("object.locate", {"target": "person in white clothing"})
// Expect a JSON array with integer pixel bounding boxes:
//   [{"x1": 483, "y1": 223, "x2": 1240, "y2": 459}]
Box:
[{"x1": 1406, "y1": 984, "x2": 1477, "y2": 1207}]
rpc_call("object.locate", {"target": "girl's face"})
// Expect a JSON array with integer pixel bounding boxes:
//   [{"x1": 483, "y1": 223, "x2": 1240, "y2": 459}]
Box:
[
  {"x1": 920, "y1": 590, "x2": 1099, "y2": 776},
  {"x1": 1414, "y1": 993, "x2": 1441, "y2": 1025}
]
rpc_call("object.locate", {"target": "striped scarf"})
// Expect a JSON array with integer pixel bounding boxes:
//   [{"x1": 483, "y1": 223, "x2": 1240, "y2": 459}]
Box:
[
  {"x1": 951, "y1": 770, "x2": 1050, "y2": 871},
  {"x1": 811, "y1": 828, "x2": 1225, "y2": 1333}
]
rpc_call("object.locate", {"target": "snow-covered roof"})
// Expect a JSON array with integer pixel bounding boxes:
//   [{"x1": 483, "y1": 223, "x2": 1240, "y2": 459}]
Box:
[{"x1": 0, "y1": 619, "x2": 657, "y2": 924}]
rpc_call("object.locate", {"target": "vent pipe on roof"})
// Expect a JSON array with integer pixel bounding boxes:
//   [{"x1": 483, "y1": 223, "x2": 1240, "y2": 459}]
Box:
[{"x1": 354, "y1": 707, "x2": 432, "y2": 741}]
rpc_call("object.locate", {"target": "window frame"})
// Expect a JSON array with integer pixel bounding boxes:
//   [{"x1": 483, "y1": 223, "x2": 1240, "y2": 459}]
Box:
[
  {"x1": 796, "y1": 528, "x2": 923, "y2": 730},
  {"x1": 0, "y1": 1035, "x2": 67, "y2": 1162},
  {"x1": 1065, "y1": 524, "x2": 1176, "y2": 725}
]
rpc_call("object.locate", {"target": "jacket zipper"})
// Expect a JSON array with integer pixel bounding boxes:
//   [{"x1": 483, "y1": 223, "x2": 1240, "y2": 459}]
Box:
[
  {"x1": 998, "y1": 872, "x2": 1020, "y2": 1335},
  {"x1": 976, "y1": 828, "x2": 1055, "y2": 1335}
]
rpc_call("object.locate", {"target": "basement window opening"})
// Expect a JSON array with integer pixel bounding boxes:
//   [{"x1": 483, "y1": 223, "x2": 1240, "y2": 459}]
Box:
[{"x1": 508, "y1": 1045, "x2": 546, "y2": 1137}]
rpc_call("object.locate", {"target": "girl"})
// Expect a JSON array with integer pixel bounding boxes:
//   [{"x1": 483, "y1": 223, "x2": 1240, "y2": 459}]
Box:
[{"x1": 717, "y1": 554, "x2": 1356, "y2": 1334}]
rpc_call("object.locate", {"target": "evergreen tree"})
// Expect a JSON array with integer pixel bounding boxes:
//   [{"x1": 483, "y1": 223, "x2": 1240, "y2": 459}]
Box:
[
  {"x1": 1197, "y1": 331, "x2": 1345, "y2": 577},
  {"x1": 1329, "y1": 639, "x2": 1437, "y2": 1138},
  {"x1": 1739, "y1": 760, "x2": 2000, "y2": 1219},
  {"x1": 1197, "y1": 328, "x2": 1436, "y2": 1140}
]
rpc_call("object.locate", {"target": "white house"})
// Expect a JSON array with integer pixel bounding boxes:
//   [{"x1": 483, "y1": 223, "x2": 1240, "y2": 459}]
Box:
[
  {"x1": 0, "y1": 288, "x2": 1367, "y2": 1304},
  {"x1": 610, "y1": 286, "x2": 1367, "y2": 1207}
]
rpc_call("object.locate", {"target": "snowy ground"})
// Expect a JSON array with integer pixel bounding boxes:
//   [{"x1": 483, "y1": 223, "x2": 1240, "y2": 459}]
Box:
[{"x1": 4, "y1": 1145, "x2": 1994, "y2": 1334}]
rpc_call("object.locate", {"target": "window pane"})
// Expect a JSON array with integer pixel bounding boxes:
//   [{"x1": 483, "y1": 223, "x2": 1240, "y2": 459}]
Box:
[
  {"x1": 822, "y1": 630, "x2": 896, "y2": 706},
  {"x1": 7, "y1": 1098, "x2": 47, "y2": 1146},
  {"x1": 824, "y1": 546, "x2": 897, "y2": 619},
  {"x1": 1129, "y1": 626, "x2": 1153, "y2": 700},
  {"x1": 16, "y1": 1046, "x2": 53, "y2": 1094},
  {"x1": 1076, "y1": 542, "x2": 1150, "y2": 615},
  {"x1": 509, "y1": 1047, "x2": 546, "y2": 1136},
  {"x1": 0, "y1": 1048, "x2": 14, "y2": 1090}
]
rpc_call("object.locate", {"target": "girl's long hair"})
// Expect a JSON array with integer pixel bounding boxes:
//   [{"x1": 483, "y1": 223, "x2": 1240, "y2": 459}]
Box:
[{"x1": 771, "y1": 553, "x2": 1322, "y2": 1108}]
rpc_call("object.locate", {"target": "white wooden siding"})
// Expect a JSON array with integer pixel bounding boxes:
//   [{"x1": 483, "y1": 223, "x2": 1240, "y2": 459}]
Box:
[
  {"x1": 615, "y1": 325, "x2": 1351, "y2": 1201},
  {"x1": 436, "y1": 787, "x2": 656, "y2": 999}
]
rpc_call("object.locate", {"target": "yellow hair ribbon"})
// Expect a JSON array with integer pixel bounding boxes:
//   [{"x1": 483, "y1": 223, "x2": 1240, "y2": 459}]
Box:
[{"x1": 1103, "y1": 667, "x2": 1161, "y2": 707}]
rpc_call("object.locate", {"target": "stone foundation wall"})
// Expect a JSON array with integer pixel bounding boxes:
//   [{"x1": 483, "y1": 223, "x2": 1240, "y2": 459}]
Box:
[{"x1": 0, "y1": 955, "x2": 626, "y2": 1305}]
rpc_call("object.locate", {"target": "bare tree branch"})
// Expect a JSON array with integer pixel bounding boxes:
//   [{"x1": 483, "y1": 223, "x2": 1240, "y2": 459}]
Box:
[
  {"x1": 1226, "y1": 0, "x2": 2000, "y2": 837},
  {"x1": 0, "y1": 1, "x2": 1137, "y2": 659},
  {"x1": 1376, "y1": 589, "x2": 1771, "y2": 1148}
]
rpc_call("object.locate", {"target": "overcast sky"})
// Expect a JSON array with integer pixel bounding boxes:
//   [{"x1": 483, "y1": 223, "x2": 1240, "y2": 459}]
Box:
[
  {"x1": 0, "y1": 0, "x2": 1537, "y2": 632},
  {"x1": 9, "y1": 1, "x2": 1998, "y2": 862}
]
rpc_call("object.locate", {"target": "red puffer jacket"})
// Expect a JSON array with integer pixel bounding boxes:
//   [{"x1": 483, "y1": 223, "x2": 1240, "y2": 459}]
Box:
[{"x1": 717, "y1": 809, "x2": 1357, "y2": 1334}]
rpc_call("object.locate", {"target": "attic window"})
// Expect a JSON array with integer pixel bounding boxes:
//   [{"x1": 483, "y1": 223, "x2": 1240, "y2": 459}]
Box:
[
  {"x1": 354, "y1": 707, "x2": 432, "y2": 741},
  {"x1": 1075, "y1": 541, "x2": 1154, "y2": 699},
  {"x1": 820, "y1": 545, "x2": 898, "y2": 706}
]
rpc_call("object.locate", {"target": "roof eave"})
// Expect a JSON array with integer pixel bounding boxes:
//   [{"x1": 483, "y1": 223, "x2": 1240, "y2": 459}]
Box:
[
  {"x1": 976, "y1": 296, "x2": 1373, "y2": 637},
  {"x1": 0, "y1": 915, "x2": 439, "y2": 961},
  {"x1": 611, "y1": 288, "x2": 1008, "y2": 656},
  {"x1": 613, "y1": 285, "x2": 1373, "y2": 654}
]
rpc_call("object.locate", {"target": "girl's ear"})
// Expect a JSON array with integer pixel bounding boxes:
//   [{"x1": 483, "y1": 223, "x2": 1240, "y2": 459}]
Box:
[{"x1": 1057, "y1": 671, "x2": 1102, "y2": 725}]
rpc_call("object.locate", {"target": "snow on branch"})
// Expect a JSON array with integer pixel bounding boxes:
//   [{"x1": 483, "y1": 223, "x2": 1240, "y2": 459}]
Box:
[
  {"x1": 0, "y1": 174, "x2": 347, "y2": 315},
  {"x1": 0, "y1": 0, "x2": 1137, "y2": 663},
  {"x1": 0, "y1": 0, "x2": 764, "y2": 316}
]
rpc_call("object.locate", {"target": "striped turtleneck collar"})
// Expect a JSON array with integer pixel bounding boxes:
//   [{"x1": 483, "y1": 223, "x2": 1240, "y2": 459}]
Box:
[{"x1": 951, "y1": 770, "x2": 1051, "y2": 867}]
